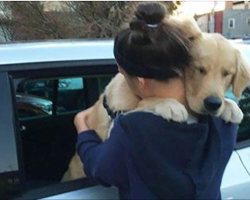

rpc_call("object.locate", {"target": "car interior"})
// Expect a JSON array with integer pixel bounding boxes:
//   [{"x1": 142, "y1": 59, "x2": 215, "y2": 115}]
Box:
[{"x1": 13, "y1": 73, "x2": 114, "y2": 192}]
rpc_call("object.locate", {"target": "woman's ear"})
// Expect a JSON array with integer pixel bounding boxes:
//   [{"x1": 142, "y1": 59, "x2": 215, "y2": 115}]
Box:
[{"x1": 137, "y1": 77, "x2": 146, "y2": 89}]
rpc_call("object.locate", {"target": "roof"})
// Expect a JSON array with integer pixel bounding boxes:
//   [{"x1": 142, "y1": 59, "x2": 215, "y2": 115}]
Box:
[
  {"x1": 0, "y1": 39, "x2": 115, "y2": 66},
  {"x1": 0, "y1": 39, "x2": 249, "y2": 68}
]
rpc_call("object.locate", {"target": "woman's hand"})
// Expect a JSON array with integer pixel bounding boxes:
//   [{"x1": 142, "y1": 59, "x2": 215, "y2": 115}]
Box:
[{"x1": 74, "y1": 106, "x2": 94, "y2": 134}]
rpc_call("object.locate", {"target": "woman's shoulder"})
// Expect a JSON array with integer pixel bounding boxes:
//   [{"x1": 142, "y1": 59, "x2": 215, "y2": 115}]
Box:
[
  {"x1": 119, "y1": 110, "x2": 165, "y2": 122},
  {"x1": 118, "y1": 110, "x2": 203, "y2": 128},
  {"x1": 118, "y1": 111, "x2": 178, "y2": 128},
  {"x1": 117, "y1": 111, "x2": 207, "y2": 138},
  {"x1": 116, "y1": 111, "x2": 237, "y2": 138}
]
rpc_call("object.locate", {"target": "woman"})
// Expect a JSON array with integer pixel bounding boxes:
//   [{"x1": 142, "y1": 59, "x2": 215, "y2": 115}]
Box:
[{"x1": 74, "y1": 3, "x2": 237, "y2": 199}]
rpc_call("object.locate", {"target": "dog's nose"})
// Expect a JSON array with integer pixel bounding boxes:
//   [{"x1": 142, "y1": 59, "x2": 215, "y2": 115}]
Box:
[{"x1": 204, "y1": 96, "x2": 222, "y2": 112}]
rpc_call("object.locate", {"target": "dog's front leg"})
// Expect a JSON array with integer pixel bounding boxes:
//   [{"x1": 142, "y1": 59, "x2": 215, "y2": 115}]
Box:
[
  {"x1": 220, "y1": 98, "x2": 243, "y2": 124},
  {"x1": 136, "y1": 98, "x2": 188, "y2": 123}
]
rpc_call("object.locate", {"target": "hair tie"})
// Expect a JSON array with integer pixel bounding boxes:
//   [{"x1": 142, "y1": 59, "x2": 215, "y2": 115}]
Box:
[{"x1": 147, "y1": 24, "x2": 158, "y2": 28}]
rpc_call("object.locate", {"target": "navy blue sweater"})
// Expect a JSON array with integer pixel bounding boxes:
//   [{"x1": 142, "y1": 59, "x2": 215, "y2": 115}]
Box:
[{"x1": 76, "y1": 112, "x2": 237, "y2": 199}]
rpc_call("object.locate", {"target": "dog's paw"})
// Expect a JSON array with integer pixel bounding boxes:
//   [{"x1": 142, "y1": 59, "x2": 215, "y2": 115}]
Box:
[
  {"x1": 220, "y1": 98, "x2": 243, "y2": 124},
  {"x1": 153, "y1": 99, "x2": 188, "y2": 123}
]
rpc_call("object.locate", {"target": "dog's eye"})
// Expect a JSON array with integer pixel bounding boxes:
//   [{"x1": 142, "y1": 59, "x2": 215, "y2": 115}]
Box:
[
  {"x1": 223, "y1": 70, "x2": 231, "y2": 77},
  {"x1": 196, "y1": 67, "x2": 206, "y2": 74}
]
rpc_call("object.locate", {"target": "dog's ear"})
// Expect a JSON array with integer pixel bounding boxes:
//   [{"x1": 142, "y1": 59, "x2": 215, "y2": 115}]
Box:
[
  {"x1": 170, "y1": 16, "x2": 202, "y2": 41},
  {"x1": 232, "y1": 50, "x2": 250, "y2": 98},
  {"x1": 181, "y1": 17, "x2": 202, "y2": 41}
]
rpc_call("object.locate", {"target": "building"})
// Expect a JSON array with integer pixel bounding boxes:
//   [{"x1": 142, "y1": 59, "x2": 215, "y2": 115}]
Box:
[
  {"x1": 195, "y1": 1, "x2": 250, "y2": 39},
  {"x1": 195, "y1": 14, "x2": 209, "y2": 32},
  {"x1": 225, "y1": 1, "x2": 249, "y2": 10},
  {"x1": 223, "y1": 10, "x2": 250, "y2": 39},
  {"x1": 195, "y1": 11, "x2": 223, "y2": 34},
  {"x1": 223, "y1": 1, "x2": 250, "y2": 39}
]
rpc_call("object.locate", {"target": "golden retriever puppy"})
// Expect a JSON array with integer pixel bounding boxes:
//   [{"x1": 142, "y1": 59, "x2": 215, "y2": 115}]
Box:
[
  {"x1": 185, "y1": 32, "x2": 249, "y2": 123},
  {"x1": 61, "y1": 18, "x2": 250, "y2": 182},
  {"x1": 171, "y1": 16, "x2": 249, "y2": 123}
]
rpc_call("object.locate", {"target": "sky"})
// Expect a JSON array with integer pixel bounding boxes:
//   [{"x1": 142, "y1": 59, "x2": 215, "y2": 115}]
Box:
[{"x1": 178, "y1": 1, "x2": 226, "y2": 16}]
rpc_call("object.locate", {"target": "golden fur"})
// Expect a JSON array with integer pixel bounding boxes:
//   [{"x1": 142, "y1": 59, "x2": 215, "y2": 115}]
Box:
[{"x1": 185, "y1": 32, "x2": 250, "y2": 116}]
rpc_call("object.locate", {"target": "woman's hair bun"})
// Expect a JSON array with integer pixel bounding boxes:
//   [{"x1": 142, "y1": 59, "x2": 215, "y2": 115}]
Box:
[
  {"x1": 128, "y1": 3, "x2": 166, "y2": 44},
  {"x1": 130, "y1": 18, "x2": 146, "y2": 31},
  {"x1": 135, "y1": 3, "x2": 166, "y2": 25}
]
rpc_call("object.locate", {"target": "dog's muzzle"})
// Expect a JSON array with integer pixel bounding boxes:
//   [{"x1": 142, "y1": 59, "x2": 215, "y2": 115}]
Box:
[{"x1": 203, "y1": 96, "x2": 222, "y2": 112}]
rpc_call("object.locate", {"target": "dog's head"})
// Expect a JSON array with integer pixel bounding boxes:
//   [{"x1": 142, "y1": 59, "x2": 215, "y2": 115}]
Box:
[{"x1": 185, "y1": 33, "x2": 250, "y2": 116}]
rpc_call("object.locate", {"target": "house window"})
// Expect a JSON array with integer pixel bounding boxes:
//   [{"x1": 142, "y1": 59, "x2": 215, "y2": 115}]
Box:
[
  {"x1": 228, "y1": 18, "x2": 235, "y2": 29},
  {"x1": 247, "y1": 17, "x2": 250, "y2": 26}
]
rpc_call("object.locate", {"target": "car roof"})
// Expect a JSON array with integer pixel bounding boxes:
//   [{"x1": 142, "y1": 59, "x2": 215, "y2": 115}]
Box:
[
  {"x1": 230, "y1": 39, "x2": 250, "y2": 45},
  {"x1": 230, "y1": 40, "x2": 250, "y2": 65},
  {"x1": 0, "y1": 39, "x2": 115, "y2": 66},
  {"x1": 0, "y1": 39, "x2": 249, "y2": 68}
]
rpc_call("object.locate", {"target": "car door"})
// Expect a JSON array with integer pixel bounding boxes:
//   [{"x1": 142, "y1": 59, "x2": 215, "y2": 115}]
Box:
[
  {"x1": 236, "y1": 85, "x2": 250, "y2": 183},
  {"x1": 221, "y1": 43, "x2": 250, "y2": 199},
  {"x1": 221, "y1": 151, "x2": 250, "y2": 199},
  {"x1": 16, "y1": 77, "x2": 86, "y2": 183},
  {"x1": 7, "y1": 61, "x2": 117, "y2": 199},
  {"x1": 0, "y1": 72, "x2": 23, "y2": 199}
]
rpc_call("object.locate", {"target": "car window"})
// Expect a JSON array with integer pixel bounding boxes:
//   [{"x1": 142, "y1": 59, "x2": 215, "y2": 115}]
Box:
[
  {"x1": 224, "y1": 86, "x2": 250, "y2": 142},
  {"x1": 15, "y1": 76, "x2": 113, "y2": 119},
  {"x1": 238, "y1": 87, "x2": 250, "y2": 142},
  {"x1": 11, "y1": 73, "x2": 115, "y2": 197}
]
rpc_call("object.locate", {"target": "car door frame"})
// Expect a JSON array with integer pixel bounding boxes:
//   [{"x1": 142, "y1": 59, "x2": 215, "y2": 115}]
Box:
[{"x1": 3, "y1": 59, "x2": 118, "y2": 199}]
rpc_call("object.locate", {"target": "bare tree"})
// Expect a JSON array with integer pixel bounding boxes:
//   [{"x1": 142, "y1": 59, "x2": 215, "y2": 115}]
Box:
[
  {"x1": 0, "y1": 2, "x2": 14, "y2": 41},
  {"x1": 0, "y1": 1, "x2": 181, "y2": 41}
]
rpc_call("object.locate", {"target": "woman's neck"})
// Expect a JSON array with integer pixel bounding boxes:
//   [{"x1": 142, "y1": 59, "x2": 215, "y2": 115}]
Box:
[{"x1": 143, "y1": 78, "x2": 188, "y2": 106}]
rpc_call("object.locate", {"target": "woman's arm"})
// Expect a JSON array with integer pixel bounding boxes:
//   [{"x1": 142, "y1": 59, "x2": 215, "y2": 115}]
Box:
[
  {"x1": 74, "y1": 109, "x2": 129, "y2": 188},
  {"x1": 74, "y1": 107, "x2": 94, "y2": 134}
]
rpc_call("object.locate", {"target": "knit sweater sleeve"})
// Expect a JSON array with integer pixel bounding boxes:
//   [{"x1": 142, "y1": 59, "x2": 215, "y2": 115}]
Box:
[{"x1": 76, "y1": 118, "x2": 129, "y2": 188}]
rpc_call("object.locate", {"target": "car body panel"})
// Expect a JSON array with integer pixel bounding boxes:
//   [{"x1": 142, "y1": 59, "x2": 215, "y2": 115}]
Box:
[
  {"x1": 42, "y1": 151, "x2": 250, "y2": 200},
  {"x1": 221, "y1": 151, "x2": 250, "y2": 188},
  {"x1": 222, "y1": 182, "x2": 250, "y2": 199},
  {"x1": 41, "y1": 186, "x2": 119, "y2": 200},
  {"x1": 0, "y1": 72, "x2": 19, "y2": 173},
  {"x1": 229, "y1": 42, "x2": 250, "y2": 188},
  {"x1": 0, "y1": 40, "x2": 114, "y2": 67},
  {"x1": 236, "y1": 146, "x2": 250, "y2": 176}
]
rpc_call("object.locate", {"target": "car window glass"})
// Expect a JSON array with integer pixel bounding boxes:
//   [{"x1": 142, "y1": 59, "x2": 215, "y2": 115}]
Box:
[
  {"x1": 12, "y1": 73, "x2": 115, "y2": 194},
  {"x1": 238, "y1": 87, "x2": 250, "y2": 142},
  {"x1": 15, "y1": 76, "x2": 113, "y2": 119},
  {"x1": 225, "y1": 86, "x2": 250, "y2": 142},
  {"x1": 16, "y1": 79, "x2": 54, "y2": 118},
  {"x1": 56, "y1": 78, "x2": 85, "y2": 114}
]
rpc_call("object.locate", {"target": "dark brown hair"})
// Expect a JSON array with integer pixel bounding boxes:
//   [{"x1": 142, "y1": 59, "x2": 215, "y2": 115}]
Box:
[{"x1": 114, "y1": 2, "x2": 191, "y2": 81}]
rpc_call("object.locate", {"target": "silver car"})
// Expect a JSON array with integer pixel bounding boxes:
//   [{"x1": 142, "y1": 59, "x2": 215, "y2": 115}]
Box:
[{"x1": 0, "y1": 40, "x2": 249, "y2": 200}]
